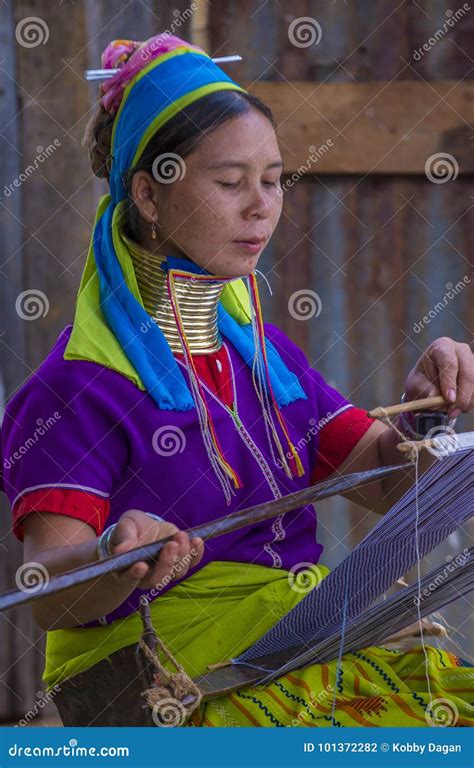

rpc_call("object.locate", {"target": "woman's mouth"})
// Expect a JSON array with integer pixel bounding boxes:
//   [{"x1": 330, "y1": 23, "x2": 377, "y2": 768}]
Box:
[{"x1": 232, "y1": 238, "x2": 266, "y2": 254}]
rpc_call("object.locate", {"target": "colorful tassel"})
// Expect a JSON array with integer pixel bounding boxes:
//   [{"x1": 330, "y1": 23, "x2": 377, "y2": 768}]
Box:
[
  {"x1": 165, "y1": 267, "x2": 304, "y2": 503},
  {"x1": 166, "y1": 270, "x2": 243, "y2": 498},
  {"x1": 247, "y1": 272, "x2": 305, "y2": 480}
]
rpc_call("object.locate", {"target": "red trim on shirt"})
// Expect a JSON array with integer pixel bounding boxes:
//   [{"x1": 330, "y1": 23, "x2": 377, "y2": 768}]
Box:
[
  {"x1": 174, "y1": 346, "x2": 234, "y2": 408},
  {"x1": 12, "y1": 488, "x2": 110, "y2": 542},
  {"x1": 311, "y1": 407, "x2": 376, "y2": 484}
]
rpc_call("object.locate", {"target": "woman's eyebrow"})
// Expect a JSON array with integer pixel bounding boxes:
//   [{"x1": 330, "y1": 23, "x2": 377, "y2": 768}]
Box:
[{"x1": 207, "y1": 160, "x2": 284, "y2": 170}]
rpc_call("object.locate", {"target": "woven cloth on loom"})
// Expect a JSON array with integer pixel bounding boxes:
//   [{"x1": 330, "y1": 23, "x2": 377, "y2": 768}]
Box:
[
  {"x1": 249, "y1": 547, "x2": 472, "y2": 685},
  {"x1": 236, "y1": 432, "x2": 474, "y2": 665}
]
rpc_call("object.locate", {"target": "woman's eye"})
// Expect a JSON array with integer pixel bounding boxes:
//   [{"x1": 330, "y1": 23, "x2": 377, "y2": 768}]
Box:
[
  {"x1": 217, "y1": 179, "x2": 281, "y2": 189},
  {"x1": 218, "y1": 180, "x2": 240, "y2": 188}
]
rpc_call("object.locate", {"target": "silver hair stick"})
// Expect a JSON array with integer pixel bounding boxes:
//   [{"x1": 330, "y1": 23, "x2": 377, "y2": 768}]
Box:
[{"x1": 85, "y1": 55, "x2": 242, "y2": 81}]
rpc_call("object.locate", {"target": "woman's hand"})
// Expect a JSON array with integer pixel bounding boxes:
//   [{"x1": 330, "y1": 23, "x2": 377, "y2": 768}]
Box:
[
  {"x1": 107, "y1": 509, "x2": 205, "y2": 591},
  {"x1": 404, "y1": 337, "x2": 474, "y2": 419}
]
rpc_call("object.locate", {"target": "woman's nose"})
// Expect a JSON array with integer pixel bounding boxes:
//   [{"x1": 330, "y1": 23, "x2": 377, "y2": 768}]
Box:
[{"x1": 243, "y1": 186, "x2": 272, "y2": 218}]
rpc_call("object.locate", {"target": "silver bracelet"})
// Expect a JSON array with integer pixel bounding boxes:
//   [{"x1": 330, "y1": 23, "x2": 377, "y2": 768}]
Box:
[
  {"x1": 96, "y1": 514, "x2": 164, "y2": 561},
  {"x1": 96, "y1": 524, "x2": 117, "y2": 561}
]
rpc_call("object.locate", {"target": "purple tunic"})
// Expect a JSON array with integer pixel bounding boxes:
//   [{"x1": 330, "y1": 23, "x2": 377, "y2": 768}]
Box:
[{"x1": 0, "y1": 323, "x2": 373, "y2": 627}]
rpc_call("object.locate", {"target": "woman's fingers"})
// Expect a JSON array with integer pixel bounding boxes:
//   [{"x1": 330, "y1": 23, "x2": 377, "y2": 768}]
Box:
[
  {"x1": 106, "y1": 517, "x2": 149, "y2": 586},
  {"x1": 140, "y1": 533, "x2": 191, "y2": 589},
  {"x1": 110, "y1": 515, "x2": 139, "y2": 553},
  {"x1": 406, "y1": 338, "x2": 474, "y2": 419},
  {"x1": 137, "y1": 532, "x2": 205, "y2": 590},
  {"x1": 453, "y1": 343, "x2": 474, "y2": 415},
  {"x1": 112, "y1": 510, "x2": 178, "y2": 552},
  {"x1": 98, "y1": 508, "x2": 205, "y2": 590},
  {"x1": 190, "y1": 536, "x2": 205, "y2": 565},
  {"x1": 120, "y1": 561, "x2": 150, "y2": 585}
]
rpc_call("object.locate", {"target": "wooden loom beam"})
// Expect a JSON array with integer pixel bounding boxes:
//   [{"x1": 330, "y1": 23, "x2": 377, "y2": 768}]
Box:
[{"x1": 0, "y1": 461, "x2": 412, "y2": 613}]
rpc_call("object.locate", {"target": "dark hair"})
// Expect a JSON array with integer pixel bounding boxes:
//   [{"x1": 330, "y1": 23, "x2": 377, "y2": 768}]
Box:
[{"x1": 84, "y1": 89, "x2": 276, "y2": 241}]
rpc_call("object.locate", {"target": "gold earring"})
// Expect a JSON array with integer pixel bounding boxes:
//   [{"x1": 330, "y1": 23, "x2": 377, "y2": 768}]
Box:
[{"x1": 151, "y1": 221, "x2": 157, "y2": 240}]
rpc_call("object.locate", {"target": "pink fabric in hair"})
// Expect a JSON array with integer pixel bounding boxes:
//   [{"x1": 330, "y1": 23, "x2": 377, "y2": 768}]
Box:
[{"x1": 99, "y1": 34, "x2": 206, "y2": 116}]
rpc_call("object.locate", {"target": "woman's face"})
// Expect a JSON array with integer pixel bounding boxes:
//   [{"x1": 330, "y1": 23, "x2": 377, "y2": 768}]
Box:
[{"x1": 132, "y1": 108, "x2": 284, "y2": 278}]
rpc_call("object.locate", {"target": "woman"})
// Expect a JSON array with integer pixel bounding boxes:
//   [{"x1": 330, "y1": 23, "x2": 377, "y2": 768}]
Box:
[{"x1": 1, "y1": 34, "x2": 473, "y2": 728}]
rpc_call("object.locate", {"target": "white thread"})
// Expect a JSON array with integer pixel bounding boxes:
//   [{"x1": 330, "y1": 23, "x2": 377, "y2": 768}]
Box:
[
  {"x1": 329, "y1": 420, "x2": 429, "y2": 726},
  {"x1": 247, "y1": 275, "x2": 293, "y2": 478},
  {"x1": 254, "y1": 269, "x2": 273, "y2": 296},
  {"x1": 413, "y1": 450, "x2": 435, "y2": 713},
  {"x1": 168, "y1": 273, "x2": 235, "y2": 504},
  {"x1": 177, "y1": 344, "x2": 288, "y2": 565}
]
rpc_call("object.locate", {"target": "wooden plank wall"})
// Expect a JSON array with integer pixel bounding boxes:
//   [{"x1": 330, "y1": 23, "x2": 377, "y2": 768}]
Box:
[{"x1": 0, "y1": 0, "x2": 472, "y2": 720}]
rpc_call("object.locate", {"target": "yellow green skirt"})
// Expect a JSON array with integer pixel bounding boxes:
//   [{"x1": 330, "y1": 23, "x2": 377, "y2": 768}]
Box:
[{"x1": 44, "y1": 561, "x2": 474, "y2": 727}]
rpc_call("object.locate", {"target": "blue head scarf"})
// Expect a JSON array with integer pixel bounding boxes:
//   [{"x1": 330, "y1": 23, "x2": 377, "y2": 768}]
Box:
[{"x1": 74, "y1": 41, "x2": 307, "y2": 412}]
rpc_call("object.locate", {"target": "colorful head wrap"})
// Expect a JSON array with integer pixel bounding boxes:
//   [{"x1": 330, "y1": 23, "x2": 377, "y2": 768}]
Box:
[
  {"x1": 99, "y1": 35, "x2": 207, "y2": 116},
  {"x1": 66, "y1": 34, "x2": 307, "y2": 487}
]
